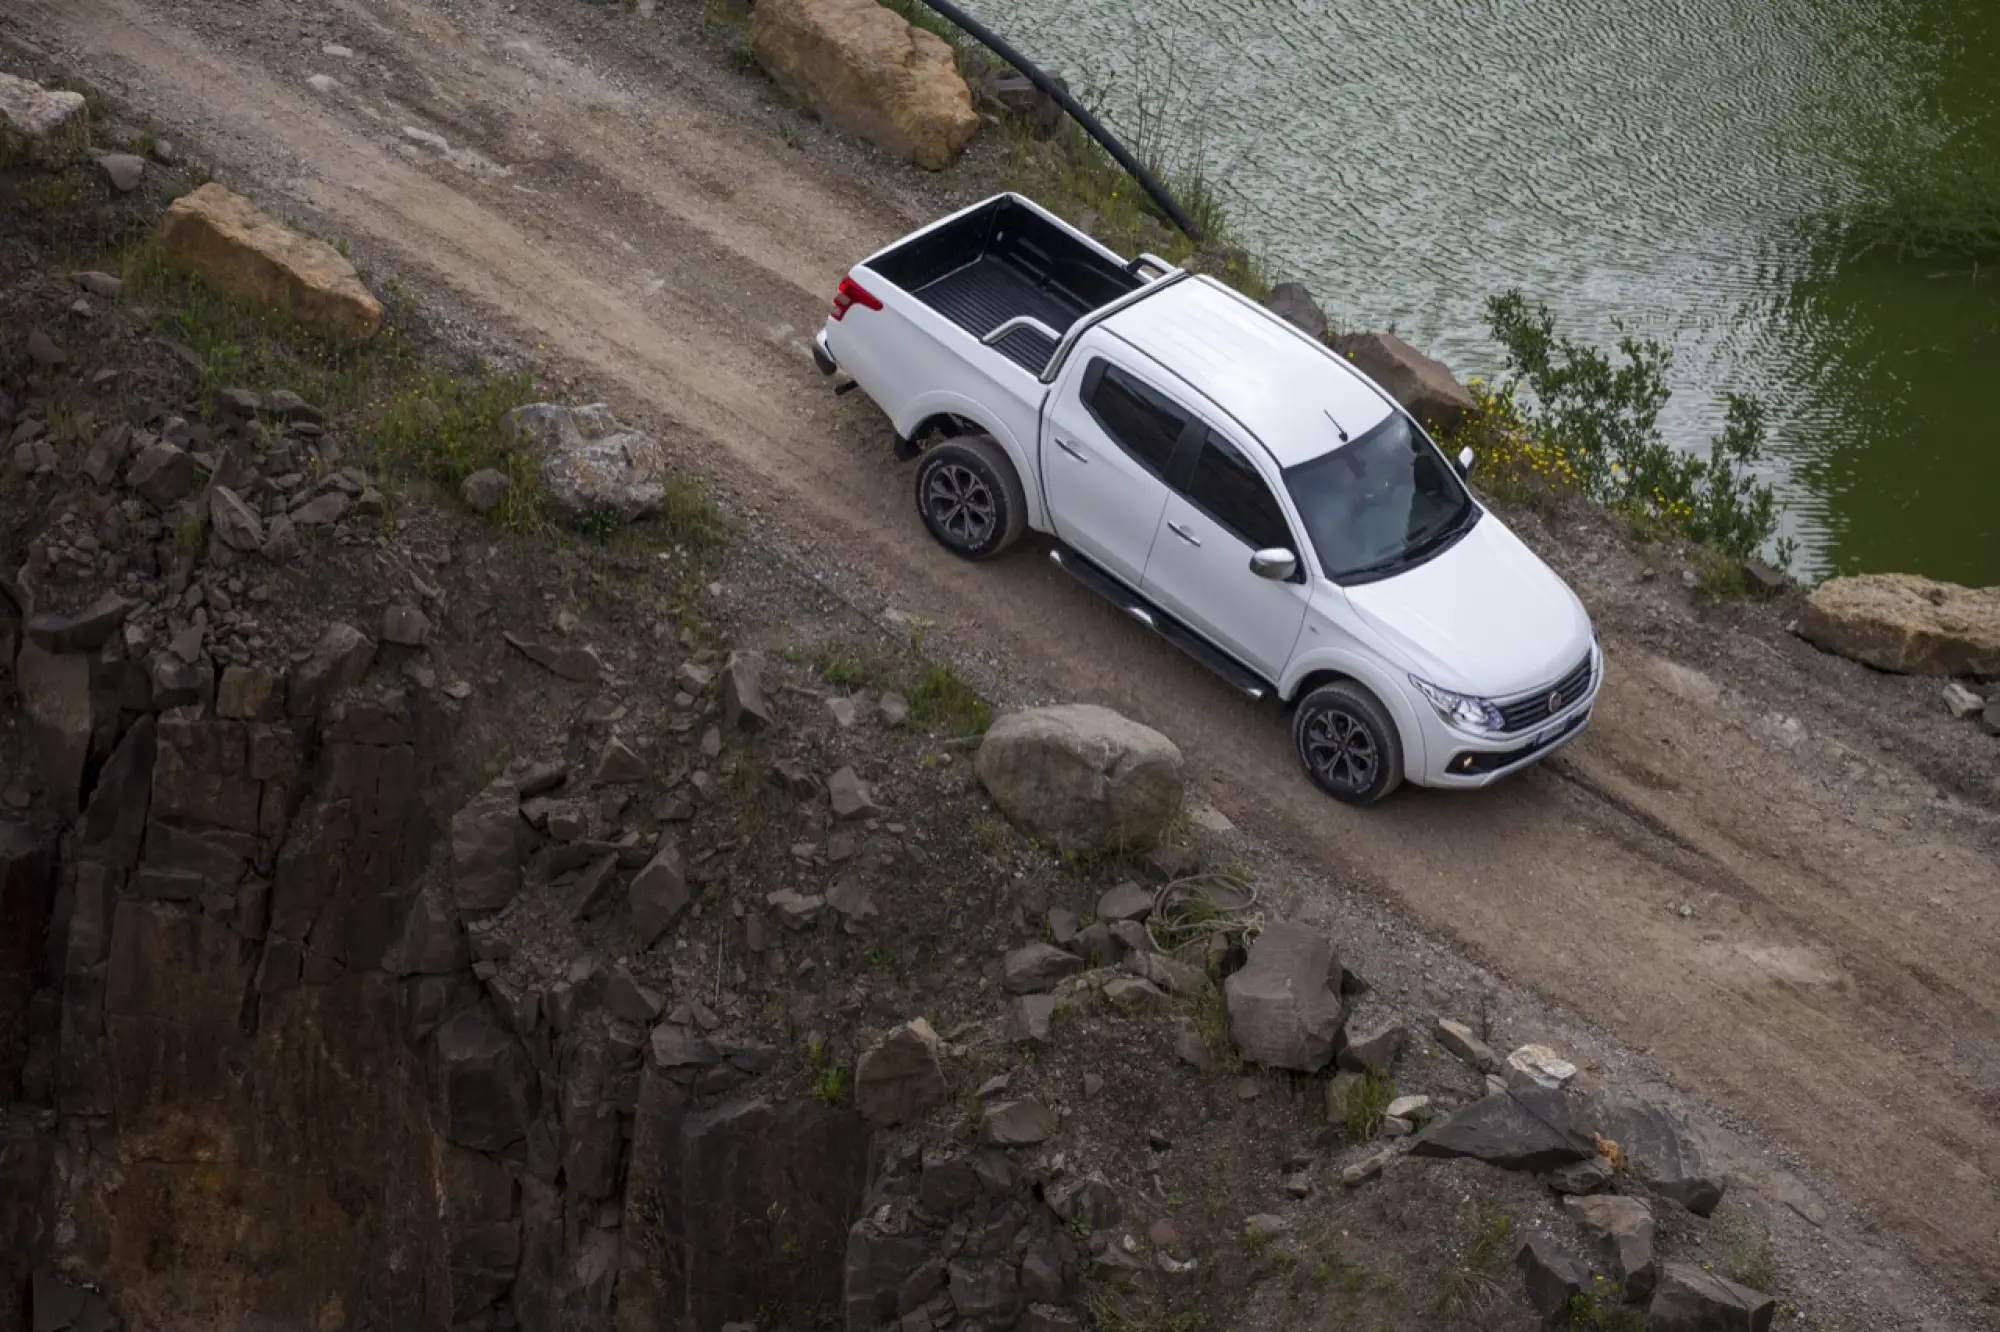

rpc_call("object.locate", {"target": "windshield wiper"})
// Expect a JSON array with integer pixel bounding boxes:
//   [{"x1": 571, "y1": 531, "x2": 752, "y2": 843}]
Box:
[{"x1": 1332, "y1": 504, "x2": 1479, "y2": 582}]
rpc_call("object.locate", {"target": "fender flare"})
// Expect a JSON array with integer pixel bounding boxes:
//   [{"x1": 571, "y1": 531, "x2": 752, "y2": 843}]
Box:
[
  {"x1": 893, "y1": 389, "x2": 1047, "y2": 530},
  {"x1": 1282, "y1": 650, "x2": 1430, "y2": 779}
]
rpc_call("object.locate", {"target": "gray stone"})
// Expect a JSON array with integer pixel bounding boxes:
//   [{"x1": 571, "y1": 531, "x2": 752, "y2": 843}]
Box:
[
  {"x1": 1505, "y1": 1043, "x2": 1578, "y2": 1091},
  {"x1": 855, "y1": 1018, "x2": 949, "y2": 1125},
  {"x1": 1018, "y1": 1244, "x2": 1065, "y2": 1305},
  {"x1": 879, "y1": 691, "x2": 909, "y2": 726},
  {"x1": 1944, "y1": 680, "x2": 1985, "y2": 718},
  {"x1": 974, "y1": 704, "x2": 1183, "y2": 852},
  {"x1": 264, "y1": 389, "x2": 323, "y2": 423},
  {"x1": 1263, "y1": 281, "x2": 1329, "y2": 340},
  {"x1": 127, "y1": 442, "x2": 196, "y2": 506},
  {"x1": 1331, "y1": 330, "x2": 1478, "y2": 435},
  {"x1": 1046, "y1": 906, "x2": 1079, "y2": 945},
  {"x1": 75, "y1": 270, "x2": 123, "y2": 300},
  {"x1": 505, "y1": 402, "x2": 670, "y2": 520},
  {"x1": 1565, "y1": 1194, "x2": 1656, "y2": 1300},
  {"x1": 1003, "y1": 942, "x2": 1085, "y2": 994},
  {"x1": 96, "y1": 152, "x2": 146, "y2": 191},
  {"x1": 16, "y1": 643, "x2": 92, "y2": 821},
  {"x1": 980, "y1": 1097, "x2": 1054, "y2": 1146},
  {"x1": 216, "y1": 665, "x2": 280, "y2": 721},
  {"x1": 1578, "y1": 1089, "x2": 1725, "y2": 1216},
  {"x1": 605, "y1": 968, "x2": 664, "y2": 1024},
  {"x1": 461, "y1": 468, "x2": 509, "y2": 514},
  {"x1": 1385, "y1": 1094, "x2": 1431, "y2": 1123},
  {"x1": 1095, "y1": 880, "x2": 1152, "y2": 922},
  {"x1": 1125, "y1": 950, "x2": 1206, "y2": 996},
  {"x1": 1008, "y1": 994, "x2": 1057, "y2": 1044},
  {"x1": 503, "y1": 631, "x2": 603, "y2": 683},
  {"x1": 827, "y1": 765, "x2": 882, "y2": 821},
  {"x1": 1103, "y1": 976, "x2": 1166, "y2": 1008},
  {"x1": 0, "y1": 74, "x2": 90, "y2": 167},
  {"x1": 209, "y1": 485, "x2": 265, "y2": 551},
  {"x1": 1644, "y1": 1263, "x2": 1775, "y2": 1332},
  {"x1": 1983, "y1": 700, "x2": 2000, "y2": 737},
  {"x1": 25, "y1": 592, "x2": 136, "y2": 653},
  {"x1": 921, "y1": 1149, "x2": 979, "y2": 1214},
  {"x1": 567, "y1": 854, "x2": 622, "y2": 922},
  {"x1": 261, "y1": 515, "x2": 301, "y2": 564},
  {"x1": 1435, "y1": 1017, "x2": 1500, "y2": 1071},
  {"x1": 1224, "y1": 921, "x2": 1344, "y2": 1071},
  {"x1": 1337, "y1": 1013, "x2": 1409, "y2": 1075},
  {"x1": 291, "y1": 491, "x2": 349, "y2": 525},
  {"x1": 721, "y1": 650, "x2": 773, "y2": 730},
  {"x1": 1410, "y1": 1085, "x2": 1596, "y2": 1173},
  {"x1": 432, "y1": 1007, "x2": 537, "y2": 1152},
  {"x1": 1172, "y1": 1017, "x2": 1211, "y2": 1069},
  {"x1": 594, "y1": 738, "x2": 648, "y2": 783},
  {"x1": 1546, "y1": 1155, "x2": 1618, "y2": 1195},
  {"x1": 628, "y1": 843, "x2": 688, "y2": 948},
  {"x1": 449, "y1": 782, "x2": 522, "y2": 916},
  {"x1": 288, "y1": 622, "x2": 375, "y2": 719},
  {"x1": 1516, "y1": 1234, "x2": 1590, "y2": 1319},
  {"x1": 382, "y1": 603, "x2": 431, "y2": 647}
]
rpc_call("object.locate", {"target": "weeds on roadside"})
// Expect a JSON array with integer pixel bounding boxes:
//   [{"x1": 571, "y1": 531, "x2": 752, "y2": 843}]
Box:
[
  {"x1": 1334, "y1": 1070, "x2": 1395, "y2": 1141},
  {"x1": 1556, "y1": 1279, "x2": 1646, "y2": 1331},
  {"x1": 364, "y1": 369, "x2": 543, "y2": 530},
  {"x1": 1432, "y1": 1207, "x2": 1516, "y2": 1320},
  {"x1": 1705, "y1": 1211, "x2": 1779, "y2": 1292},
  {"x1": 905, "y1": 663, "x2": 991, "y2": 737},
  {"x1": 1452, "y1": 292, "x2": 1793, "y2": 577}
]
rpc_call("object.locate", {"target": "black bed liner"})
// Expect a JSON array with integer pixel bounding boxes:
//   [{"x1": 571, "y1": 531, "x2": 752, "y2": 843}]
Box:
[{"x1": 871, "y1": 196, "x2": 1144, "y2": 375}]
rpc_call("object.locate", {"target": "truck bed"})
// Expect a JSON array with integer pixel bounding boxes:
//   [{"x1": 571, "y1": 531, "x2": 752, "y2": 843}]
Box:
[{"x1": 871, "y1": 196, "x2": 1144, "y2": 375}]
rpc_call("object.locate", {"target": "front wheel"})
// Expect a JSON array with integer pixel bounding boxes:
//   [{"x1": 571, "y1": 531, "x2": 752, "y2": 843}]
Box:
[
  {"x1": 1292, "y1": 681, "x2": 1405, "y2": 805},
  {"x1": 914, "y1": 435, "x2": 1027, "y2": 561}
]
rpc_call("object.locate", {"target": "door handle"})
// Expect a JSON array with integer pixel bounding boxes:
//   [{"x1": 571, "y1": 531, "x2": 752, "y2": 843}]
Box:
[
  {"x1": 1053, "y1": 438, "x2": 1088, "y2": 463},
  {"x1": 1167, "y1": 521, "x2": 1200, "y2": 547}
]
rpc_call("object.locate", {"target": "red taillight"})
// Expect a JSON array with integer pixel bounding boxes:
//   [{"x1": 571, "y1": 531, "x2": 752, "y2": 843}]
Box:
[{"x1": 831, "y1": 274, "x2": 882, "y2": 321}]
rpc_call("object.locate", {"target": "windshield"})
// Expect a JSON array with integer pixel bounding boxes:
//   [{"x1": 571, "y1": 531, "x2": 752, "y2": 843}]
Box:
[{"x1": 1282, "y1": 413, "x2": 1477, "y2": 582}]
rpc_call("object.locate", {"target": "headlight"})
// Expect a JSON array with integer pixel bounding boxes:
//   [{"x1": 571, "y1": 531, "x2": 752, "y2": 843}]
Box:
[{"x1": 1410, "y1": 675, "x2": 1504, "y2": 733}]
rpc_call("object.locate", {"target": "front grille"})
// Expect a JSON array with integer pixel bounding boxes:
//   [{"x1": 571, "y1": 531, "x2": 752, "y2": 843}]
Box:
[{"x1": 1495, "y1": 651, "x2": 1594, "y2": 734}]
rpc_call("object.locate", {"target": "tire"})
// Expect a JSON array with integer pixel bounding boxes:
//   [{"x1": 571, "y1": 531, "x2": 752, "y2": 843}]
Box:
[
  {"x1": 913, "y1": 434, "x2": 1027, "y2": 561},
  {"x1": 1292, "y1": 680, "x2": 1405, "y2": 805}
]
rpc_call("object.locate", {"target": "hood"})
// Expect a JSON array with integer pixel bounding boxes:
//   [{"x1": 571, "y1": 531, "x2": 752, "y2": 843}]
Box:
[{"x1": 1340, "y1": 513, "x2": 1594, "y2": 697}]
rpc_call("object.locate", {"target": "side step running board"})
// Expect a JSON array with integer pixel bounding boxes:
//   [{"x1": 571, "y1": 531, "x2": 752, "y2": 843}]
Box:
[{"x1": 1049, "y1": 547, "x2": 1268, "y2": 702}]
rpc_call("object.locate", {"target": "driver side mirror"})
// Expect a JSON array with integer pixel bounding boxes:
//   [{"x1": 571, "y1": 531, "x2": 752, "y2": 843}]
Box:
[
  {"x1": 1455, "y1": 446, "x2": 1475, "y2": 477},
  {"x1": 1249, "y1": 548, "x2": 1298, "y2": 582}
]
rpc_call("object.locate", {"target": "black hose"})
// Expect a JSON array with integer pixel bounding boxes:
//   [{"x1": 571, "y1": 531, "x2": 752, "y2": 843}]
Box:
[{"x1": 907, "y1": 0, "x2": 1205, "y2": 243}]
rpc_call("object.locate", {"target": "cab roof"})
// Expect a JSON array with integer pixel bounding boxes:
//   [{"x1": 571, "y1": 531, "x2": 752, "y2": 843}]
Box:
[{"x1": 1099, "y1": 276, "x2": 1398, "y2": 469}]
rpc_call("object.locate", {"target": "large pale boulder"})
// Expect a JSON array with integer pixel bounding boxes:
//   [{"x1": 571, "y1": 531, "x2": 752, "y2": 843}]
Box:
[
  {"x1": 1795, "y1": 573, "x2": 2000, "y2": 677},
  {"x1": 157, "y1": 183, "x2": 383, "y2": 343},
  {"x1": 1331, "y1": 331, "x2": 1478, "y2": 436},
  {"x1": 505, "y1": 403, "x2": 670, "y2": 522},
  {"x1": 974, "y1": 704, "x2": 1183, "y2": 852},
  {"x1": 0, "y1": 74, "x2": 89, "y2": 168},
  {"x1": 1223, "y1": 922, "x2": 1344, "y2": 1071},
  {"x1": 750, "y1": 0, "x2": 981, "y2": 171}
]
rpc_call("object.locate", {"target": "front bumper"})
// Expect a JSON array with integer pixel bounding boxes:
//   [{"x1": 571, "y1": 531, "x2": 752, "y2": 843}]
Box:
[{"x1": 1408, "y1": 653, "x2": 1603, "y2": 788}]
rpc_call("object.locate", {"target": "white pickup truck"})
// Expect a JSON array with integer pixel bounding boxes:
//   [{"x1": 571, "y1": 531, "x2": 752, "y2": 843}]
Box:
[{"x1": 814, "y1": 193, "x2": 1601, "y2": 804}]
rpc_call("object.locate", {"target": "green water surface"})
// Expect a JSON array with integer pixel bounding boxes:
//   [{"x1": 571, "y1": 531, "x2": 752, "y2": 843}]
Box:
[{"x1": 969, "y1": 0, "x2": 2000, "y2": 582}]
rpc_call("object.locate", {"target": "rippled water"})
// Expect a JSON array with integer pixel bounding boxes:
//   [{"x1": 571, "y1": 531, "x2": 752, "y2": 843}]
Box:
[{"x1": 967, "y1": 0, "x2": 2000, "y2": 582}]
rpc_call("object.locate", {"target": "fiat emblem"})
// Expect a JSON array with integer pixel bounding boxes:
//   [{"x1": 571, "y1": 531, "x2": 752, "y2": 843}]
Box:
[{"x1": 1547, "y1": 691, "x2": 1563, "y2": 715}]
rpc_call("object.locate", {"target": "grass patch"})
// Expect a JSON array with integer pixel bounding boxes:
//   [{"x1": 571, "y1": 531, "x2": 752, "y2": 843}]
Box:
[
  {"x1": 1333, "y1": 1070, "x2": 1395, "y2": 1141},
  {"x1": 363, "y1": 369, "x2": 543, "y2": 529},
  {"x1": 1450, "y1": 291, "x2": 1795, "y2": 581},
  {"x1": 1557, "y1": 1281, "x2": 1646, "y2": 1331},
  {"x1": 1431, "y1": 1207, "x2": 1516, "y2": 1320},
  {"x1": 1706, "y1": 1212, "x2": 1779, "y2": 1293},
  {"x1": 904, "y1": 662, "x2": 991, "y2": 737}
]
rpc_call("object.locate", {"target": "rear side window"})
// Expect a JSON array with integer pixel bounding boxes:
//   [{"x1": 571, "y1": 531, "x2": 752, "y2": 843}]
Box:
[
  {"x1": 1186, "y1": 430, "x2": 1293, "y2": 552},
  {"x1": 1083, "y1": 361, "x2": 1188, "y2": 478}
]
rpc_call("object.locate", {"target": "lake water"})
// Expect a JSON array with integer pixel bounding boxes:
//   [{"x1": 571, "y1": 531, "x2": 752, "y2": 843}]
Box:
[{"x1": 967, "y1": 0, "x2": 2000, "y2": 584}]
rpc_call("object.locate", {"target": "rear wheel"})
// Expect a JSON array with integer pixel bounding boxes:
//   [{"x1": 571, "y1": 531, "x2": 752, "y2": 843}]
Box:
[
  {"x1": 1292, "y1": 681, "x2": 1405, "y2": 805},
  {"x1": 914, "y1": 435, "x2": 1027, "y2": 561}
]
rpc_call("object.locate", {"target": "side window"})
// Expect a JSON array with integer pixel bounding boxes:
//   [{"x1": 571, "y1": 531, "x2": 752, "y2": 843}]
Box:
[
  {"x1": 1185, "y1": 430, "x2": 1294, "y2": 552},
  {"x1": 1082, "y1": 360, "x2": 1188, "y2": 479}
]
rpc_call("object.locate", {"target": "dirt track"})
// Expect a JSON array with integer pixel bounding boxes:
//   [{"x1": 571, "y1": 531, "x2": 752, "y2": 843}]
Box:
[{"x1": 9, "y1": 0, "x2": 1999, "y2": 1319}]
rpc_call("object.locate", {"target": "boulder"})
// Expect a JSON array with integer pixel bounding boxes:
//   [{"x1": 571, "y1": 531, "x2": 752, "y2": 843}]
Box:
[
  {"x1": 16, "y1": 642, "x2": 93, "y2": 820},
  {"x1": 750, "y1": 0, "x2": 981, "y2": 171},
  {"x1": 97, "y1": 151, "x2": 146, "y2": 192},
  {"x1": 158, "y1": 183, "x2": 383, "y2": 342},
  {"x1": 504, "y1": 403, "x2": 670, "y2": 521},
  {"x1": 432, "y1": 1007, "x2": 537, "y2": 1152},
  {"x1": 1331, "y1": 331, "x2": 1478, "y2": 436},
  {"x1": 1505, "y1": 1043, "x2": 1578, "y2": 1091},
  {"x1": 1564, "y1": 1194, "x2": 1656, "y2": 1300},
  {"x1": 1578, "y1": 1089, "x2": 1725, "y2": 1216},
  {"x1": 25, "y1": 592, "x2": 135, "y2": 653},
  {"x1": 1008, "y1": 994, "x2": 1056, "y2": 1043},
  {"x1": 980, "y1": 1097, "x2": 1054, "y2": 1146},
  {"x1": 1434, "y1": 1017, "x2": 1500, "y2": 1071},
  {"x1": 1095, "y1": 880, "x2": 1152, "y2": 922},
  {"x1": 1336, "y1": 1013, "x2": 1408, "y2": 1075},
  {"x1": 382, "y1": 604, "x2": 431, "y2": 647},
  {"x1": 1223, "y1": 922, "x2": 1343, "y2": 1071},
  {"x1": 974, "y1": 704, "x2": 1183, "y2": 853},
  {"x1": 209, "y1": 485, "x2": 266, "y2": 552},
  {"x1": 594, "y1": 738, "x2": 648, "y2": 783},
  {"x1": 126, "y1": 442, "x2": 196, "y2": 507},
  {"x1": 461, "y1": 468, "x2": 509, "y2": 514},
  {"x1": 827, "y1": 765, "x2": 882, "y2": 821},
  {"x1": 1003, "y1": 942, "x2": 1085, "y2": 994},
  {"x1": 1795, "y1": 574, "x2": 2000, "y2": 677},
  {"x1": 854, "y1": 1017, "x2": 949, "y2": 1125},
  {"x1": 1516, "y1": 1235, "x2": 1589, "y2": 1320},
  {"x1": 1644, "y1": 1263, "x2": 1775, "y2": 1332},
  {"x1": 1263, "y1": 282, "x2": 1329, "y2": 341},
  {"x1": 721, "y1": 650, "x2": 773, "y2": 730},
  {"x1": 450, "y1": 782, "x2": 522, "y2": 914},
  {"x1": 287, "y1": 622, "x2": 376, "y2": 719},
  {"x1": 628, "y1": 843, "x2": 689, "y2": 948},
  {"x1": 1409, "y1": 1085, "x2": 1596, "y2": 1173},
  {"x1": 0, "y1": 74, "x2": 90, "y2": 167}
]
